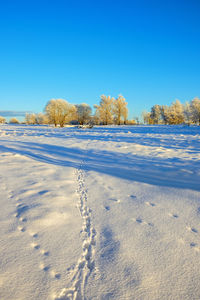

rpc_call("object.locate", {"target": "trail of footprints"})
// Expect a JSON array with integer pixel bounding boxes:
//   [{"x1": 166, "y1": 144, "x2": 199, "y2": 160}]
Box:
[
  {"x1": 104, "y1": 197, "x2": 121, "y2": 211},
  {"x1": 11, "y1": 175, "x2": 199, "y2": 298},
  {"x1": 55, "y1": 165, "x2": 96, "y2": 300},
  {"x1": 14, "y1": 197, "x2": 60, "y2": 280},
  {"x1": 11, "y1": 157, "x2": 96, "y2": 299},
  {"x1": 103, "y1": 192, "x2": 199, "y2": 252},
  {"x1": 130, "y1": 196, "x2": 199, "y2": 252}
]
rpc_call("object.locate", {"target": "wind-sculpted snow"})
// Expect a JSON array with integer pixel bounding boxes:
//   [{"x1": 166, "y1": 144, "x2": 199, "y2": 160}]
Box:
[{"x1": 0, "y1": 124, "x2": 200, "y2": 299}]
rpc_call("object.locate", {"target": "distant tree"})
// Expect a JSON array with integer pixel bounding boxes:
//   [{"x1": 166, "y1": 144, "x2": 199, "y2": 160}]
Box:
[
  {"x1": 150, "y1": 105, "x2": 162, "y2": 124},
  {"x1": 135, "y1": 117, "x2": 140, "y2": 125},
  {"x1": 142, "y1": 111, "x2": 150, "y2": 124},
  {"x1": 0, "y1": 116, "x2": 6, "y2": 124},
  {"x1": 144, "y1": 98, "x2": 200, "y2": 125},
  {"x1": 126, "y1": 119, "x2": 136, "y2": 125},
  {"x1": 25, "y1": 113, "x2": 37, "y2": 125},
  {"x1": 93, "y1": 107, "x2": 101, "y2": 125},
  {"x1": 76, "y1": 103, "x2": 92, "y2": 125},
  {"x1": 190, "y1": 97, "x2": 200, "y2": 125},
  {"x1": 45, "y1": 99, "x2": 77, "y2": 127},
  {"x1": 94, "y1": 95, "x2": 114, "y2": 125},
  {"x1": 159, "y1": 105, "x2": 169, "y2": 124},
  {"x1": 184, "y1": 102, "x2": 192, "y2": 125},
  {"x1": 9, "y1": 117, "x2": 19, "y2": 124},
  {"x1": 36, "y1": 113, "x2": 50, "y2": 125},
  {"x1": 167, "y1": 100, "x2": 184, "y2": 124},
  {"x1": 175, "y1": 100, "x2": 184, "y2": 124},
  {"x1": 113, "y1": 95, "x2": 128, "y2": 125},
  {"x1": 122, "y1": 107, "x2": 128, "y2": 125}
]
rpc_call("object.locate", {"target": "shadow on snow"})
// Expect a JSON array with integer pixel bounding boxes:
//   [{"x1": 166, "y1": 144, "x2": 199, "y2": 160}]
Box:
[{"x1": 0, "y1": 140, "x2": 200, "y2": 191}]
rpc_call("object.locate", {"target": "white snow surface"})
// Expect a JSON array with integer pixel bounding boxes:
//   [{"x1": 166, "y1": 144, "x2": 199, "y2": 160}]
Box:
[{"x1": 0, "y1": 124, "x2": 200, "y2": 300}]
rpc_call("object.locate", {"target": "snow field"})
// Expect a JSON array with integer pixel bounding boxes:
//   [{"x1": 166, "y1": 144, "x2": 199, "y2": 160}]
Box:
[{"x1": 0, "y1": 124, "x2": 200, "y2": 299}]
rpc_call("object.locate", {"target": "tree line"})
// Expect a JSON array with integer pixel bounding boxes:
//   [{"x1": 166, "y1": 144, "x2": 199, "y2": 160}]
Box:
[
  {"x1": 142, "y1": 97, "x2": 200, "y2": 125},
  {"x1": 0, "y1": 95, "x2": 131, "y2": 127},
  {"x1": 1, "y1": 96, "x2": 200, "y2": 126}
]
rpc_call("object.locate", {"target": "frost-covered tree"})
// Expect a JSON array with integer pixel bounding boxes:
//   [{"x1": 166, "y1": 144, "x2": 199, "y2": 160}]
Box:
[
  {"x1": 26, "y1": 113, "x2": 50, "y2": 125},
  {"x1": 113, "y1": 95, "x2": 128, "y2": 125},
  {"x1": 174, "y1": 100, "x2": 184, "y2": 124},
  {"x1": 122, "y1": 105, "x2": 128, "y2": 125},
  {"x1": 76, "y1": 103, "x2": 92, "y2": 125},
  {"x1": 159, "y1": 105, "x2": 169, "y2": 124},
  {"x1": 190, "y1": 97, "x2": 200, "y2": 125},
  {"x1": 167, "y1": 100, "x2": 184, "y2": 124},
  {"x1": 142, "y1": 111, "x2": 148, "y2": 124},
  {"x1": 36, "y1": 113, "x2": 50, "y2": 125},
  {"x1": 144, "y1": 98, "x2": 200, "y2": 125},
  {"x1": 9, "y1": 117, "x2": 19, "y2": 124},
  {"x1": 184, "y1": 102, "x2": 192, "y2": 125},
  {"x1": 25, "y1": 113, "x2": 37, "y2": 125},
  {"x1": 45, "y1": 99, "x2": 77, "y2": 127},
  {"x1": 142, "y1": 111, "x2": 154, "y2": 124},
  {"x1": 0, "y1": 116, "x2": 6, "y2": 124},
  {"x1": 150, "y1": 105, "x2": 162, "y2": 124},
  {"x1": 94, "y1": 95, "x2": 114, "y2": 125},
  {"x1": 126, "y1": 119, "x2": 136, "y2": 125}
]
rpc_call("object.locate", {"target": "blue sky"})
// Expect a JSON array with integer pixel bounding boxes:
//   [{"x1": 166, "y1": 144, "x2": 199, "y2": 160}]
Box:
[{"x1": 0, "y1": 0, "x2": 199, "y2": 119}]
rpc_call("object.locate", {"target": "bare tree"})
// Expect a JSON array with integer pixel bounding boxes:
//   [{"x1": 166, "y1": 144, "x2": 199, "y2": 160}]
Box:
[
  {"x1": 45, "y1": 99, "x2": 77, "y2": 127},
  {"x1": 113, "y1": 95, "x2": 128, "y2": 125},
  {"x1": 94, "y1": 95, "x2": 114, "y2": 125},
  {"x1": 76, "y1": 103, "x2": 92, "y2": 125}
]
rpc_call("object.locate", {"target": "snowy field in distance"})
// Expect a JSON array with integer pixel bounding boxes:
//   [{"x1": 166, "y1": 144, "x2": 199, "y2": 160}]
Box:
[{"x1": 0, "y1": 124, "x2": 200, "y2": 300}]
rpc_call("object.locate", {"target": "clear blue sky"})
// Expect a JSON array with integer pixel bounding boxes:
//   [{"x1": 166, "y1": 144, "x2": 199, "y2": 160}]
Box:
[{"x1": 0, "y1": 0, "x2": 199, "y2": 119}]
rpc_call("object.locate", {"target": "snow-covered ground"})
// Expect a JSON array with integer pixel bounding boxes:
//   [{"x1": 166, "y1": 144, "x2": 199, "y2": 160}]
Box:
[{"x1": 0, "y1": 124, "x2": 200, "y2": 300}]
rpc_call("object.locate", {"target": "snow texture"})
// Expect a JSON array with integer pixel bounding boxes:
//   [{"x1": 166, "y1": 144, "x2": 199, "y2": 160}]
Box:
[{"x1": 0, "y1": 124, "x2": 200, "y2": 300}]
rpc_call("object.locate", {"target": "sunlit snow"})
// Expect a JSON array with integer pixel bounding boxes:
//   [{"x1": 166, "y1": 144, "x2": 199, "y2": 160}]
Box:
[{"x1": 0, "y1": 124, "x2": 200, "y2": 300}]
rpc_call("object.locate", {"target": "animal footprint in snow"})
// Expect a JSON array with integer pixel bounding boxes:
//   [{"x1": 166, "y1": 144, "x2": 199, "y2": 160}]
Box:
[
  {"x1": 40, "y1": 249, "x2": 50, "y2": 256},
  {"x1": 18, "y1": 225, "x2": 26, "y2": 232},
  {"x1": 109, "y1": 198, "x2": 120, "y2": 203},
  {"x1": 190, "y1": 243, "x2": 200, "y2": 252},
  {"x1": 66, "y1": 264, "x2": 75, "y2": 273},
  {"x1": 50, "y1": 270, "x2": 61, "y2": 279},
  {"x1": 31, "y1": 242, "x2": 40, "y2": 250},
  {"x1": 19, "y1": 217, "x2": 27, "y2": 222},
  {"x1": 29, "y1": 231, "x2": 38, "y2": 238},
  {"x1": 168, "y1": 213, "x2": 178, "y2": 218},
  {"x1": 186, "y1": 226, "x2": 198, "y2": 233},
  {"x1": 40, "y1": 263, "x2": 50, "y2": 271},
  {"x1": 134, "y1": 218, "x2": 153, "y2": 227},
  {"x1": 136, "y1": 218, "x2": 143, "y2": 224},
  {"x1": 145, "y1": 201, "x2": 156, "y2": 207},
  {"x1": 104, "y1": 206, "x2": 110, "y2": 211},
  {"x1": 8, "y1": 192, "x2": 14, "y2": 199},
  {"x1": 190, "y1": 242, "x2": 197, "y2": 247}
]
